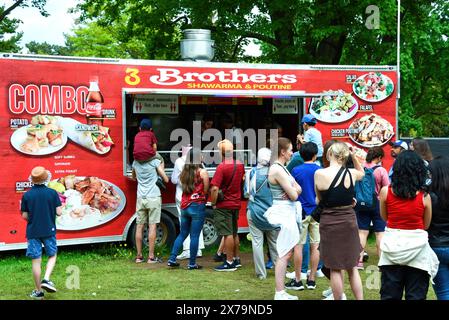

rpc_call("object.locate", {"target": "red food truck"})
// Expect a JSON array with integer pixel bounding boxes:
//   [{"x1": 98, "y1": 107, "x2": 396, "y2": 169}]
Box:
[{"x1": 0, "y1": 53, "x2": 397, "y2": 252}]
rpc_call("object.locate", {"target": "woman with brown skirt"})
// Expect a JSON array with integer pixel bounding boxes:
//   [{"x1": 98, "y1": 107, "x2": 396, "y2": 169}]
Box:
[{"x1": 314, "y1": 142, "x2": 365, "y2": 300}]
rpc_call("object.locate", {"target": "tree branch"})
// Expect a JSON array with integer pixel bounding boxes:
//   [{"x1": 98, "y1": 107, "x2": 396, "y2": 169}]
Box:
[
  {"x1": 412, "y1": 75, "x2": 432, "y2": 109},
  {"x1": 239, "y1": 31, "x2": 278, "y2": 47},
  {"x1": 207, "y1": 25, "x2": 278, "y2": 47},
  {"x1": 171, "y1": 15, "x2": 189, "y2": 26},
  {"x1": 0, "y1": 0, "x2": 25, "y2": 22},
  {"x1": 230, "y1": 36, "x2": 246, "y2": 61}
]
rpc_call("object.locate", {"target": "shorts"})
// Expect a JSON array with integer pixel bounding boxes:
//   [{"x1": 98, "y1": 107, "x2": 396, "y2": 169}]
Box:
[
  {"x1": 356, "y1": 201, "x2": 386, "y2": 232},
  {"x1": 300, "y1": 215, "x2": 320, "y2": 245},
  {"x1": 136, "y1": 197, "x2": 162, "y2": 225},
  {"x1": 214, "y1": 208, "x2": 239, "y2": 236},
  {"x1": 26, "y1": 236, "x2": 57, "y2": 259}
]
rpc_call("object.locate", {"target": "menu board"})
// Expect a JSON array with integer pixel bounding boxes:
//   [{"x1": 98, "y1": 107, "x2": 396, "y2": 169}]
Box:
[
  {"x1": 4, "y1": 70, "x2": 127, "y2": 234},
  {"x1": 304, "y1": 71, "x2": 396, "y2": 169}
]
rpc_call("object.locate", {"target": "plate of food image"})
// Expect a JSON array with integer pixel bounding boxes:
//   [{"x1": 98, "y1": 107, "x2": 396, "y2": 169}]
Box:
[
  {"x1": 48, "y1": 175, "x2": 126, "y2": 231},
  {"x1": 347, "y1": 113, "x2": 395, "y2": 147},
  {"x1": 353, "y1": 72, "x2": 394, "y2": 102},
  {"x1": 11, "y1": 115, "x2": 67, "y2": 156},
  {"x1": 309, "y1": 90, "x2": 358, "y2": 123}
]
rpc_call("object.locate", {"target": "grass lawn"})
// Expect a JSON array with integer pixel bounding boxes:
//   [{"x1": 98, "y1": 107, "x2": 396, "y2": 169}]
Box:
[{"x1": 0, "y1": 233, "x2": 437, "y2": 300}]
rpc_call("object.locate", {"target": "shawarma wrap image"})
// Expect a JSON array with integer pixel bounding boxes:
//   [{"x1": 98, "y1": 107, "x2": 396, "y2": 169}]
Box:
[{"x1": 57, "y1": 117, "x2": 114, "y2": 154}]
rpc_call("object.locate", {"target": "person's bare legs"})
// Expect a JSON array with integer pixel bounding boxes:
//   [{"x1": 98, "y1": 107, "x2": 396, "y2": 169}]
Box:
[
  {"x1": 358, "y1": 230, "x2": 369, "y2": 262},
  {"x1": 43, "y1": 255, "x2": 57, "y2": 281},
  {"x1": 148, "y1": 223, "x2": 157, "y2": 259},
  {"x1": 330, "y1": 269, "x2": 345, "y2": 300},
  {"x1": 293, "y1": 244, "x2": 303, "y2": 281},
  {"x1": 347, "y1": 267, "x2": 364, "y2": 300},
  {"x1": 32, "y1": 258, "x2": 42, "y2": 291},
  {"x1": 135, "y1": 224, "x2": 144, "y2": 257},
  {"x1": 217, "y1": 236, "x2": 225, "y2": 255},
  {"x1": 224, "y1": 235, "x2": 235, "y2": 262},
  {"x1": 309, "y1": 243, "x2": 320, "y2": 281},
  {"x1": 375, "y1": 232, "x2": 384, "y2": 257},
  {"x1": 233, "y1": 234, "x2": 240, "y2": 258},
  {"x1": 275, "y1": 250, "x2": 293, "y2": 291}
]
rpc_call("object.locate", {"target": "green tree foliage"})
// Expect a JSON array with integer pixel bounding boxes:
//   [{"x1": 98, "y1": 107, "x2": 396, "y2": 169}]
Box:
[
  {"x1": 74, "y1": 0, "x2": 449, "y2": 137},
  {"x1": 0, "y1": 10, "x2": 21, "y2": 52},
  {"x1": 64, "y1": 21, "x2": 147, "y2": 58},
  {"x1": 4, "y1": 0, "x2": 446, "y2": 137},
  {"x1": 0, "y1": 0, "x2": 49, "y2": 52},
  {"x1": 26, "y1": 41, "x2": 70, "y2": 55}
]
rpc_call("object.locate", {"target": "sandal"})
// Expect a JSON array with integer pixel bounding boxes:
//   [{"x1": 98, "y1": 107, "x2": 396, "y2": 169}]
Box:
[
  {"x1": 147, "y1": 256, "x2": 163, "y2": 264},
  {"x1": 135, "y1": 256, "x2": 144, "y2": 263}
]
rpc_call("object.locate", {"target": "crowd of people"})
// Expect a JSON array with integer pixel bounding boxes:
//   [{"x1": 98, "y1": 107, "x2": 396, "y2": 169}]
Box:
[{"x1": 21, "y1": 115, "x2": 449, "y2": 301}]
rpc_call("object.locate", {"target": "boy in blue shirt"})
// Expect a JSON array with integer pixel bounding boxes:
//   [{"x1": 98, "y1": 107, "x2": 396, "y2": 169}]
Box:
[
  {"x1": 21, "y1": 166, "x2": 62, "y2": 299},
  {"x1": 285, "y1": 142, "x2": 321, "y2": 291}
]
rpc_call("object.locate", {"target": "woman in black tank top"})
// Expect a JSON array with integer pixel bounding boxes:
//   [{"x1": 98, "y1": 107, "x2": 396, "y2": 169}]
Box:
[
  {"x1": 314, "y1": 142, "x2": 365, "y2": 300},
  {"x1": 323, "y1": 168, "x2": 355, "y2": 207}
]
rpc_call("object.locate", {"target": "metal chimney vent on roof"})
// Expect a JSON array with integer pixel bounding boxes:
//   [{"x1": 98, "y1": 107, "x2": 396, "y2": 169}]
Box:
[{"x1": 180, "y1": 29, "x2": 215, "y2": 62}]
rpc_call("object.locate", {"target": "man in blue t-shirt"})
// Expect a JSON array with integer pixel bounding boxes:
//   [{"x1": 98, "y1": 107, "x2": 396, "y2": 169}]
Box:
[
  {"x1": 286, "y1": 142, "x2": 321, "y2": 291},
  {"x1": 298, "y1": 114, "x2": 323, "y2": 166},
  {"x1": 21, "y1": 166, "x2": 62, "y2": 299}
]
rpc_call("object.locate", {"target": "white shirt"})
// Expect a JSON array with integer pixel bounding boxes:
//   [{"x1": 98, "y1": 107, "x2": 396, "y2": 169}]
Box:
[
  {"x1": 379, "y1": 228, "x2": 440, "y2": 281},
  {"x1": 171, "y1": 155, "x2": 186, "y2": 202}
]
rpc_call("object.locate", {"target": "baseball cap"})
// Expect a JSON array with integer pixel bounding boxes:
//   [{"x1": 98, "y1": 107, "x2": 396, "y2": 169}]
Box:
[
  {"x1": 140, "y1": 118, "x2": 152, "y2": 129},
  {"x1": 389, "y1": 140, "x2": 409, "y2": 150},
  {"x1": 301, "y1": 114, "x2": 317, "y2": 124}
]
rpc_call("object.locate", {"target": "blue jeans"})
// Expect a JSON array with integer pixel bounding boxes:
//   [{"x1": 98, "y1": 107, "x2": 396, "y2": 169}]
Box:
[
  {"x1": 301, "y1": 234, "x2": 323, "y2": 273},
  {"x1": 169, "y1": 203, "x2": 206, "y2": 266},
  {"x1": 432, "y1": 247, "x2": 449, "y2": 300}
]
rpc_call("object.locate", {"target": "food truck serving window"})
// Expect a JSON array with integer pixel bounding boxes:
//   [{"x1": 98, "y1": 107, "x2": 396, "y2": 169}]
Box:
[{"x1": 124, "y1": 93, "x2": 302, "y2": 174}]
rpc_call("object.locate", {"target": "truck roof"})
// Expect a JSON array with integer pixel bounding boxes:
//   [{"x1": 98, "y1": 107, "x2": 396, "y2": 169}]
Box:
[{"x1": 1, "y1": 52, "x2": 396, "y2": 72}]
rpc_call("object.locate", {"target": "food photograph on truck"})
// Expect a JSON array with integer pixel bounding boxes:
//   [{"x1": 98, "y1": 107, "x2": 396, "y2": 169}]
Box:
[{"x1": 0, "y1": 0, "x2": 446, "y2": 304}]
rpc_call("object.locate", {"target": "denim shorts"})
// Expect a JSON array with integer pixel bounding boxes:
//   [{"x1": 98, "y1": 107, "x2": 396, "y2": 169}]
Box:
[
  {"x1": 356, "y1": 201, "x2": 386, "y2": 232},
  {"x1": 26, "y1": 236, "x2": 58, "y2": 259}
]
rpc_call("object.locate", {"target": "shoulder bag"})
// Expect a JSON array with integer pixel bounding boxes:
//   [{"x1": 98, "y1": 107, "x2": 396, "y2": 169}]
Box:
[{"x1": 217, "y1": 160, "x2": 237, "y2": 202}]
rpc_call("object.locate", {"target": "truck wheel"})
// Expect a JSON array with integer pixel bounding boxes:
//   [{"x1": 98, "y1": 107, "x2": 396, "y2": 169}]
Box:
[
  {"x1": 202, "y1": 211, "x2": 221, "y2": 248},
  {"x1": 128, "y1": 212, "x2": 177, "y2": 249},
  {"x1": 155, "y1": 212, "x2": 177, "y2": 247}
]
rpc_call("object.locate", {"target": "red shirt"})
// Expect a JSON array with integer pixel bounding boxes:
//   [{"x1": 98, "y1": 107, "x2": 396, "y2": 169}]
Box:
[
  {"x1": 386, "y1": 187, "x2": 425, "y2": 230},
  {"x1": 133, "y1": 131, "x2": 157, "y2": 161},
  {"x1": 181, "y1": 170, "x2": 207, "y2": 209},
  {"x1": 211, "y1": 160, "x2": 245, "y2": 210}
]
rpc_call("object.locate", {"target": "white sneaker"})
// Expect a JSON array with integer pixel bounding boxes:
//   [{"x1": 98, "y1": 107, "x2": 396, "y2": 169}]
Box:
[
  {"x1": 286, "y1": 271, "x2": 307, "y2": 280},
  {"x1": 274, "y1": 290, "x2": 299, "y2": 300},
  {"x1": 322, "y1": 287, "x2": 333, "y2": 298},
  {"x1": 323, "y1": 293, "x2": 347, "y2": 300},
  {"x1": 197, "y1": 250, "x2": 202, "y2": 257},
  {"x1": 307, "y1": 269, "x2": 325, "y2": 278},
  {"x1": 176, "y1": 250, "x2": 190, "y2": 260},
  {"x1": 316, "y1": 269, "x2": 325, "y2": 278}
]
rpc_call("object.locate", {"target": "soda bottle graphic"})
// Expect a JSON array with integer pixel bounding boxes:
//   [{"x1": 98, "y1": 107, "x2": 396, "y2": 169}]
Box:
[{"x1": 86, "y1": 77, "x2": 104, "y2": 126}]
